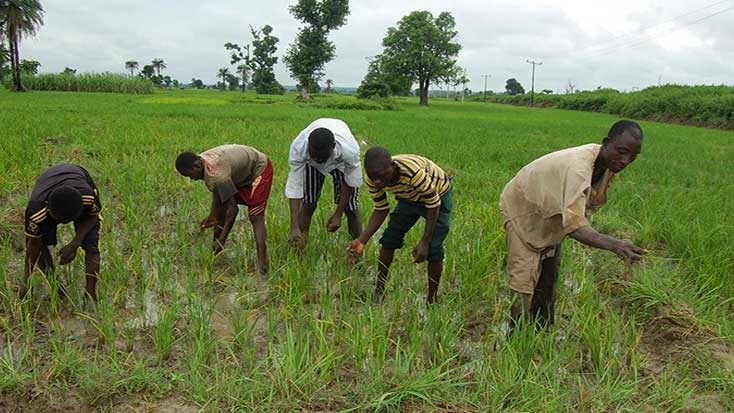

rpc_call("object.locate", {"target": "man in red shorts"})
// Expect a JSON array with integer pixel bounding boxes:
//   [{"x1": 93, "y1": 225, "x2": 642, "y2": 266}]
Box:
[{"x1": 176, "y1": 145, "x2": 273, "y2": 275}]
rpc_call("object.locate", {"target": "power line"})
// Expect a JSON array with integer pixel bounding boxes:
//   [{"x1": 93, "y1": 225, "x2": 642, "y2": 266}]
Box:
[
  {"x1": 541, "y1": 0, "x2": 734, "y2": 61},
  {"x1": 567, "y1": 5, "x2": 734, "y2": 62}
]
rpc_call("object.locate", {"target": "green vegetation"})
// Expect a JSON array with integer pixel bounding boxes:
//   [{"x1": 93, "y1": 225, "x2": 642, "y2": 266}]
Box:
[
  {"x1": 491, "y1": 84, "x2": 734, "y2": 130},
  {"x1": 4, "y1": 72, "x2": 154, "y2": 93},
  {"x1": 0, "y1": 89, "x2": 733, "y2": 411}
]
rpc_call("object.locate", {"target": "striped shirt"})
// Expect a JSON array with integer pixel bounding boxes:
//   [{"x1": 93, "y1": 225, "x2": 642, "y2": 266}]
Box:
[{"x1": 366, "y1": 155, "x2": 451, "y2": 211}]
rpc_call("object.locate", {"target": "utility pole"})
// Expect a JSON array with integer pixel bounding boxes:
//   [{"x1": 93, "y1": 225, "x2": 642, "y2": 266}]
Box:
[
  {"x1": 481, "y1": 74, "x2": 491, "y2": 102},
  {"x1": 526, "y1": 60, "x2": 542, "y2": 107}
]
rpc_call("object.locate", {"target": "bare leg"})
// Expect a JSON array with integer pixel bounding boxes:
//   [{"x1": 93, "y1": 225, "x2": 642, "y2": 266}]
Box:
[
  {"x1": 426, "y1": 260, "x2": 443, "y2": 304},
  {"x1": 249, "y1": 214, "x2": 268, "y2": 275},
  {"x1": 530, "y1": 245, "x2": 562, "y2": 328},
  {"x1": 345, "y1": 209, "x2": 362, "y2": 240},
  {"x1": 21, "y1": 245, "x2": 54, "y2": 298},
  {"x1": 374, "y1": 247, "x2": 395, "y2": 305},
  {"x1": 298, "y1": 202, "x2": 318, "y2": 237}
]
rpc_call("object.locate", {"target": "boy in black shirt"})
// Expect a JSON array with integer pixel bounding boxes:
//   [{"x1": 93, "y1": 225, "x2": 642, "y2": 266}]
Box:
[{"x1": 22, "y1": 164, "x2": 102, "y2": 301}]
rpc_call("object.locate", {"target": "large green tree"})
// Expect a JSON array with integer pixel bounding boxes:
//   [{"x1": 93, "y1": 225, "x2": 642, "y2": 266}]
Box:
[
  {"x1": 249, "y1": 24, "x2": 284, "y2": 95},
  {"x1": 356, "y1": 54, "x2": 412, "y2": 99},
  {"x1": 379, "y1": 11, "x2": 461, "y2": 105},
  {"x1": 283, "y1": 0, "x2": 350, "y2": 100},
  {"x1": 505, "y1": 78, "x2": 525, "y2": 95},
  {"x1": 0, "y1": 0, "x2": 45, "y2": 91}
]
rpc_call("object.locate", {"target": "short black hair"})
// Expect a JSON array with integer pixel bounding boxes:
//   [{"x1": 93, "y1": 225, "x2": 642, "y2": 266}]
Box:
[
  {"x1": 175, "y1": 152, "x2": 199, "y2": 173},
  {"x1": 364, "y1": 146, "x2": 392, "y2": 173},
  {"x1": 307, "y1": 128, "x2": 335, "y2": 156},
  {"x1": 48, "y1": 186, "x2": 83, "y2": 222},
  {"x1": 608, "y1": 120, "x2": 643, "y2": 141}
]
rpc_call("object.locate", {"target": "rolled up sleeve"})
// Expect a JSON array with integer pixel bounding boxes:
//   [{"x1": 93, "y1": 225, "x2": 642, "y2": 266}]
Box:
[
  {"x1": 342, "y1": 148, "x2": 363, "y2": 189},
  {"x1": 285, "y1": 140, "x2": 306, "y2": 199}
]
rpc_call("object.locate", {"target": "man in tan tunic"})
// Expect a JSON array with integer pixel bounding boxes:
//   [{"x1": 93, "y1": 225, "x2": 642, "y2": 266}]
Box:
[
  {"x1": 176, "y1": 145, "x2": 273, "y2": 275},
  {"x1": 500, "y1": 120, "x2": 646, "y2": 330}
]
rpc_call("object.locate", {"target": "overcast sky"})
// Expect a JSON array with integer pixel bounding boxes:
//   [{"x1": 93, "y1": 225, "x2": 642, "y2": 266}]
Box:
[{"x1": 21, "y1": 0, "x2": 734, "y2": 92}]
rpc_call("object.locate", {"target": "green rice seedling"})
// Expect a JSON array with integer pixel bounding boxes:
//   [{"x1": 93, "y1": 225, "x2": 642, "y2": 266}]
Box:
[
  {"x1": 642, "y1": 368, "x2": 696, "y2": 412},
  {"x1": 0, "y1": 337, "x2": 31, "y2": 392},
  {"x1": 0, "y1": 88, "x2": 733, "y2": 409},
  {"x1": 152, "y1": 301, "x2": 179, "y2": 363},
  {"x1": 264, "y1": 323, "x2": 339, "y2": 404}
]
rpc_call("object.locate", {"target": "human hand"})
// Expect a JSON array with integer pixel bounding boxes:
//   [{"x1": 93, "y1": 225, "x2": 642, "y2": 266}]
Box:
[
  {"x1": 411, "y1": 241, "x2": 429, "y2": 263},
  {"x1": 612, "y1": 240, "x2": 647, "y2": 263},
  {"x1": 288, "y1": 229, "x2": 306, "y2": 250},
  {"x1": 346, "y1": 239, "x2": 364, "y2": 254},
  {"x1": 326, "y1": 214, "x2": 341, "y2": 233},
  {"x1": 59, "y1": 243, "x2": 79, "y2": 265},
  {"x1": 200, "y1": 216, "x2": 217, "y2": 231}
]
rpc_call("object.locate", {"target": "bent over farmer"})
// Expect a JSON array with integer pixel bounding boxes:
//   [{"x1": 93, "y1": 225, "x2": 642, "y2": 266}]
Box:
[
  {"x1": 500, "y1": 120, "x2": 646, "y2": 331},
  {"x1": 176, "y1": 144, "x2": 273, "y2": 275}
]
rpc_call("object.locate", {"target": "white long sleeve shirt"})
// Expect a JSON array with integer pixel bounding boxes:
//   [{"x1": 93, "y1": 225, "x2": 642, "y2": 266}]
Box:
[{"x1": 285, "y1": 118, "x2": 363, "y2": 199}]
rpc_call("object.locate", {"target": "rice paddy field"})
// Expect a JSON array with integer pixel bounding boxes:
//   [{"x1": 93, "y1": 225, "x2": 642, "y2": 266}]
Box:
[{"x1": 0, "y1": 89, "x2": 733, "y2": 412}]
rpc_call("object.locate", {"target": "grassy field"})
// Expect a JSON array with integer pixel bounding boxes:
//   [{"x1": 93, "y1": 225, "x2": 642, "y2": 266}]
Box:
[{"x1": 0, "y1": 89, "x2": 733, "y2": 412}]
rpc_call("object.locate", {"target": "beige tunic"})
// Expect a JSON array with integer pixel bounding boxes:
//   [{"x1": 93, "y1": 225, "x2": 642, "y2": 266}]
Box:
[
  {"x1": 500, "y1": 143, "x2": 615, "y2": 250},
  {"x1": 201, "y1": 144, "x2": 268, "y2": 203}
]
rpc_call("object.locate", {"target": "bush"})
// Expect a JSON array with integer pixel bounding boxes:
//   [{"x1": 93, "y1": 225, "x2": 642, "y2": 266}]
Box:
[
  {"x1": 356, "y1": 80, "x2": 390, "y2": 99},
  {"x1": 489, "y1": 84, "x2": 734, "y2": 130},
  {"x1": 5, "y1": 72, "x2": 154, "y2": 94}
]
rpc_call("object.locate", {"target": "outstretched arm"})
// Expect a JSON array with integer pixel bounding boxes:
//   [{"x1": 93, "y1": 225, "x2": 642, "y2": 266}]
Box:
[
  {"x1": 347, "y1": 209, "x2": 389, "y2": 252},
  {"x1": 59, "y1": 214, "x2": 99, "y2": 265},
  {"x1": 327, "y1": 176, "x2": 355, "y2": 232},
  {"x1": 569, "y1": 225, "x2": 646, "y2": 262},
  {"x1": 213, "y1": 196, "x2": 239, "y2": 254}
]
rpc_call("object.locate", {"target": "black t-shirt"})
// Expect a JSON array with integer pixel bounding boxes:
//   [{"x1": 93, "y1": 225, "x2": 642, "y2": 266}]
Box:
[{"x1": 25, "y1": 164, "x2": 102, "y2": 238}]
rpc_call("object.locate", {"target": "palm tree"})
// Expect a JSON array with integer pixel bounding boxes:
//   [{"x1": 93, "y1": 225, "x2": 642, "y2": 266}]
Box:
[
  {"x1": 217, "y1": 67, "x2": 230, "y2": 90},
  {"x1": 124, "y1": 60, "x2": 138, "y2": 77},
  {"x1": 0, "y1": 0, "x2": 45, "y2": 91},
  {"x1": 325, "y1": 79, "x2": 333, "y2": 93},
  {"x1": 0, "y1": 40, "x2": 9, "y2": 82},
  {"x1": 151, "y1": 58, "x2": 166, "y2": 76},
  {"x1": 235, "y1": 64, "x2": 249, "y2": 92}
]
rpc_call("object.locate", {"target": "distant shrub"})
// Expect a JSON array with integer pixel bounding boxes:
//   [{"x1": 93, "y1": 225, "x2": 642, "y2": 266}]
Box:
[
  {"x1": 356, "y1": 80, "x2": 390, "y2": 99},
  {"x1": 489, "y1": 85, "x2": 734, "y2": 130},
  {"x1": 5, "y1": 72, "x2": 154, "y2": 94},
  {"x1": 309, "y1": 97, "x2": 398, "y2": 111}
]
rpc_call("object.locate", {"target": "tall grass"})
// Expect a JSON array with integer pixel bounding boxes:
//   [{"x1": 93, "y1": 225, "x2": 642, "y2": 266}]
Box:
[{"x1": 5, "y1": 72, "x2": 154, "y2": 94}]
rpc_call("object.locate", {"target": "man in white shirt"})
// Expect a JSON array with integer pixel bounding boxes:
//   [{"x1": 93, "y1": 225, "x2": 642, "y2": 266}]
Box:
[{"x1": 286, "y1": 118, "x2": 363, "y2": 248}]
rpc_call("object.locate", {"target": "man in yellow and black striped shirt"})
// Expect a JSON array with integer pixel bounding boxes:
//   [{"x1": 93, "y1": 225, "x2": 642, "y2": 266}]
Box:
[
  {"x1": 347, "y1": 148, "x2": 453, "y2": 304},
  {"x1": 23, "y1": 164, "x2": 102, "y2": 301}
]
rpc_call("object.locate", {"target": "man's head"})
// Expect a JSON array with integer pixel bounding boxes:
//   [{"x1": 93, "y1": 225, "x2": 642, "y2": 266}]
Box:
[
  {"x1": 307, "y1": 128, "x2": 336, "y2": 164},
  {"x1": 175, "y1": 151, "x2": 204, "y2": 180},
  {"x1": 600, "y1": 120, "x2": 643, "y2": 173},
  {"x1": 48, "y1": 186, "x2": 83, "y2": 223},
  {"x1": 364, "y1": 147, "x2": 395, "y2": 189}
]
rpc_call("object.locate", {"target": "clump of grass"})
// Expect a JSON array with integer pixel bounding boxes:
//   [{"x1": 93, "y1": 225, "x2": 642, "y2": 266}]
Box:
[{"x1": 152, "y1": 301, "x2": 179, "y2": 363}]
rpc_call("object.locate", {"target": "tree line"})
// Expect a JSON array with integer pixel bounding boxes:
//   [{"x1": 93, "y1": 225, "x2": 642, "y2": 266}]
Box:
[{"x1": 2, "y1": 0, "x2": 544, "y2": 105}]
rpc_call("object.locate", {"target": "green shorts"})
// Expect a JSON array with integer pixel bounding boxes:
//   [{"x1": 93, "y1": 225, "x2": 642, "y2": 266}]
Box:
[{"x1": 379, "y1": 186, "x2": 452, "y2": 262}]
